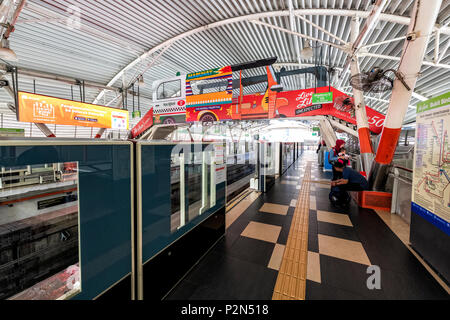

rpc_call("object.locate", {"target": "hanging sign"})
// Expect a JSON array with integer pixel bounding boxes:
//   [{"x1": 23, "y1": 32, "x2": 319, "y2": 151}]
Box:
[
  {"x1": 0, "y1": 128, "x2": 25, "y2": 137},
  {"x1": 311, "y1": 91, "x2": 333, "y2": 105},
  {"x1": 17, "y1": 92, "x2": 129, "y2": 129},
  {"x1": 130, "y1": 108, "x2": 153, "y2": 138},
  {"x1": 132, "y1": 111, "x2": 141, "y2": 118}
]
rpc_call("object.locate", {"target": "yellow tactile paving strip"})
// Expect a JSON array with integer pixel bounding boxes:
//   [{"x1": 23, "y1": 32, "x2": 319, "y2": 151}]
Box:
[{"x1": 272, "y1": 162, "x2": 311, "y2": 300}]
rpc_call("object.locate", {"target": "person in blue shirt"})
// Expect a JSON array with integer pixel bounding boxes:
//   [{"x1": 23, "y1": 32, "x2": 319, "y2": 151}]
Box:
[{"x1": 329, "y1": 161, "x2": 369, "y2": 206}]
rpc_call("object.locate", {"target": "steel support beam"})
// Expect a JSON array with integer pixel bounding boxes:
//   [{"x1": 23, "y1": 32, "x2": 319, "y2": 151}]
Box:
[
  {"x1": 340, "y1": 0, "x2": 388, "y2": 81},
  {"x1": 3, "y1": 0, "x2": 27, "y2": 39},
  {"x1": 294, "y1": 13, "x2": 348, "y2": 45},
  {"x1": 250, "y1": 19, "x2": 345, "y2": 51},
  {"x1": 357, "y1": 52, "x2": 450, "y2": 69},
  {"x1": 350, "y1": 16, "x2": 374, "y2": 174},
  {"x1": 287, "y1": 0, "x2": 303, "y2": 87},
  {"x1": 319, "y1": 118, "x2": 337, "y2": 148},
  {"x1": 328, "y1": 118, "x2": 358, "y2": 137},
  {"x1": 369, "y1": 0, "x2": 443, "y2": 191},
  {"x1": 360, "y1": 35, "x2": 405, "y2": 49},
  {"x1": 437, "y1": 37, "x2": 450, "y2": 63}
]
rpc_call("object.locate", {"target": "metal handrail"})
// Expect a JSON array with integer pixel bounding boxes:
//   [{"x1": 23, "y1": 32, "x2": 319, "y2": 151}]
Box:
[
  {"x1": 392, "y1": 164, "x2": 413, "y2": 173},
  {"x1": 393, "y1": 145, "x2": 415, "y2": 155}
]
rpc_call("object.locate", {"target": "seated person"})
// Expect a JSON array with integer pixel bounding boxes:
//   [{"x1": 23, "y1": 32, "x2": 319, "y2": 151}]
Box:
[{"x1": 329, "y1": 161, "x2": 369, "y2": 205}]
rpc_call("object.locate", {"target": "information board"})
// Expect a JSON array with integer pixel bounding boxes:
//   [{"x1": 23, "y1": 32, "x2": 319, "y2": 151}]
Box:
[
  {"x1": 311, "y1": 91, "x2": 333, "y2": 105},
  {"x1": 0, "y1": 128, "x2": 25, "y2": 137},
  {"x1": 412, "y1": 91, "x2": 450, "y2": 234},
  {"x1": 214, "y1": 142, "x2": 226, "y2": 184},
  {"x1": 18, "y1": 92, "x2": 129, "y2": 129}
]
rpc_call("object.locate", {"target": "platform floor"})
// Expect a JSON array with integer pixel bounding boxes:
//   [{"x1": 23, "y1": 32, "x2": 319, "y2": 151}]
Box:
[{"x1": 166, "y1": 151, "x2": 449, "y2": 300}]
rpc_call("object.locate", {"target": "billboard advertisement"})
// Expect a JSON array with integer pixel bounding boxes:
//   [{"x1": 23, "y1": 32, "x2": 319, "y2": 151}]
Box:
[
  {"x1": 275, "y1": 87, "x2": 385, "y2": 134},
  {"x1": 131, "y1": 107, "x2": 153, "y2": 138},
  {"x1": 185, "y1": 66, "x2": 233, "y2": 123},
  {"x1": 183, "y1": 85, "x2": 385, "y2": 134},
  {"x1": 17, "y1": 92, "x2": 129, "y2": 130}
]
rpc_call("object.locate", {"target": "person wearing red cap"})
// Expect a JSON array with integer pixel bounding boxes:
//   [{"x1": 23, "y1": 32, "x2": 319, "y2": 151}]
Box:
[{"x1": 328, "y1": 139, "x2": 346, "y2": 180}]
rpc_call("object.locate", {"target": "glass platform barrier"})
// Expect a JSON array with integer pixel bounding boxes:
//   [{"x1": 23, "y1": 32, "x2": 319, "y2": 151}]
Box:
[
  {"x1": 135, "y1": 141, "x2": 226, "y2": 300},
  {"x1": 0, "y1": 139, "x2": 134, "y2": 300}
]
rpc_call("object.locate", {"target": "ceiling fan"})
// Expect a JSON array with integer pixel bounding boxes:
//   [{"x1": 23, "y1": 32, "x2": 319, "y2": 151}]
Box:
[{"x1": 349, "y1": 67, "x2": 410, "y2": 93}]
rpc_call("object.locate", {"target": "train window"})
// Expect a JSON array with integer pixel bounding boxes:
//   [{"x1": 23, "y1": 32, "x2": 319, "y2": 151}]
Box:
[
  {"x1": 0, "y1": 162, "x2": 81, "y2": 300},
  {"x1": 190, "y1": 78, "x2": 228, "y2": 95},
  {"x1": 157, "y1": 79, "x2": 181, "y2": 100}
]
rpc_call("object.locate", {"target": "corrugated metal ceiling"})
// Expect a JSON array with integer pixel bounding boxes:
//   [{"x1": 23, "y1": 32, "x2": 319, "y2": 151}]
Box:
[{"x1": 0, "y1": 0, "x2": 449, "y2": 137}]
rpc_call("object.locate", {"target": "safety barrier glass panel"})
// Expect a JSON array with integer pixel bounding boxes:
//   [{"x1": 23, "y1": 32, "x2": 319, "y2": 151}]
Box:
[
  {"x1": 139, "y1": 141, "x2": 226, "y2": 262},
  {"x1": 170, "y1": 144, "x2": 222, "y2": 232},
  {"x1": 0, "y1": 141, "x2": 133, "y2": 300}
]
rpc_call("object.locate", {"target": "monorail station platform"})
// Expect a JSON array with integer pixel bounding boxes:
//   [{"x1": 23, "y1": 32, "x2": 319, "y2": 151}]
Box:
[
  {"x1": 167, "y1": 151, "x2": 449, "y2": 300},
  {"x1": 1, "y1": 0, "x2": 450, "y2": 307}
]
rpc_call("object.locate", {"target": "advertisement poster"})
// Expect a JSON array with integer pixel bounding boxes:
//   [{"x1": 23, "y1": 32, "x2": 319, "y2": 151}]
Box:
[
  {"x1": 275, "y1": 87, "x2": 385, "y2": 134},
  {"x1": 18, "y1": 92, "x2": 129, "y2": 129},
  {"x1": 214, "y1": 142, "x2": 226, "y2": 185},
  {"x1": 130, "y1": 107, "x2": 153, "y2": 138},
  {"x1": 185, "y1": 66, "x2": 233, "y2": 123},
  {"x1": 153, "y1": 99, "x2": 186, "y2": 125},
  {"x1": 412, "y1": 91, "x2": 450, "y2": 234},
  {"x1": 183, "y1": 86, "x2": 385, "y2": 134}
]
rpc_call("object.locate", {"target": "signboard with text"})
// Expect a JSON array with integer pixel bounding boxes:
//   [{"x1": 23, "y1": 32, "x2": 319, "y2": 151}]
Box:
[
  {"x1": 130, "y1": 108, "x2": 153, "y2": 138},
  {"x1": 412, "y1": 91, "x2": 450, "y2": 235},
  {"x1": 0, "y1": 128, "x2": 25, "y2": 137},
  {"x1": 311, "y1": 91, "x2": 333, "y2": 105},
  {"x1": 17, "y1": 92, "x2": 129, "y2": 129}
]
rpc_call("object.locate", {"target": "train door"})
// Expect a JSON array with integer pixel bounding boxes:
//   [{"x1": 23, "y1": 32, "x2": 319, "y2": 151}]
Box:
[{"x1": 152, "y1": 75, "x2": 187, "y2": 125}]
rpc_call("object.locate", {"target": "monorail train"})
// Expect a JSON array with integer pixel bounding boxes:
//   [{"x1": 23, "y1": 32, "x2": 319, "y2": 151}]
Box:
[{"x1": 0, "y1": 163, "x2": 79, "y2": 300}]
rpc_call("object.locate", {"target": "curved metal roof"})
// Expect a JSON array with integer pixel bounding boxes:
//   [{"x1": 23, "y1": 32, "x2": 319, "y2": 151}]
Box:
[{"x1": 1, "y1": 0, "x2": 449, "y2": 137}]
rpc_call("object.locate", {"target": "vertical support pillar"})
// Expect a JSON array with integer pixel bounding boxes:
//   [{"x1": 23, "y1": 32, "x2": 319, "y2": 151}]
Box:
[
  {"x1": 350, "y1": 16, "x2": 374, "y2": 174},
  {"x1": 319, "y1": 119, "x2": 336, "y2": 148},
  {"x1": 369, "y1": 0, "x2": 443, "y2": 190}
]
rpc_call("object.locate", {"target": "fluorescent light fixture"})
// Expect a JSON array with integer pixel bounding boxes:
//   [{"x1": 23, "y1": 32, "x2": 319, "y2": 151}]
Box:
[
  {"x1": 138, "y1": 75, "x2": 145, "y2": 87},
  {"x1": 300, "y1": 44, "x2": 314, "y2": 59},
  {"x1": 0, "y1": 39, "x2": 17, "y2": 61}
]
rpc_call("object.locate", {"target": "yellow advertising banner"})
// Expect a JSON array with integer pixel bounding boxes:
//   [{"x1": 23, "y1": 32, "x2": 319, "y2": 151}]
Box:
[{"x1": 17, "y1": 91, "x2": 129, "y2": 129}]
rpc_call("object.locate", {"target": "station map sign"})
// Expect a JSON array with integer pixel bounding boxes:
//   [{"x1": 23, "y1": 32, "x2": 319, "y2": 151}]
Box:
[
  {"x1": 17, "y1": 92, "x2": 129, "y2": 130},
  {"x1": 412, "y1": 91, "x2": 450, "y2": 235}
]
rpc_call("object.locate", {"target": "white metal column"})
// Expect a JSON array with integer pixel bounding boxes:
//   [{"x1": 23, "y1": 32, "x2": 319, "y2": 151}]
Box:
[
  {"x1": 350, "y1": 16, "x2": 374, "y2": 173},
  {"x1": 370, "y1": 0, "x2": 443, "y2": 190}
]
